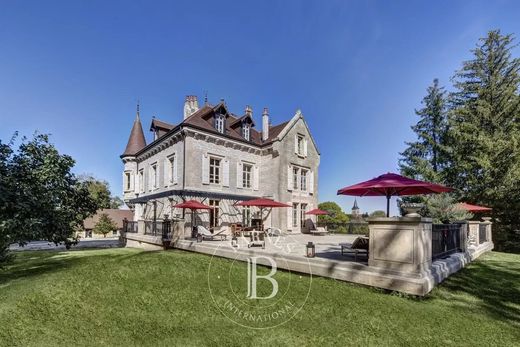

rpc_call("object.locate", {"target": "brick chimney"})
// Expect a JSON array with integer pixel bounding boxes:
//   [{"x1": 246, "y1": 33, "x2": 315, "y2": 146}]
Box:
[
  {"x1": 262, "y1": 107, "x2": 269, "y2": 141},
  {"x1": 183, "y1": 95, "x2": 199, "y2": 119}
]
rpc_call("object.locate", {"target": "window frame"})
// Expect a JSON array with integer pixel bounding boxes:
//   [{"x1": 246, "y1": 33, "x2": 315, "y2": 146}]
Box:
[
  {"x1": 215, "y1": 115, "x2": 225, "y2": 133},
  {"x1": 242, "y1": 163, "x2": 252, "y2": 188},
  {"x1": 300, "y1": 169, "x2": 308, "y2": 191},
  {"x1": 293, "y1": 167, "x2": 299, "y2": 190},
  {"x1": 151, "y1": 163, "x2": 158, "y2": 189},
  {"x1": 138, "y1": 169, "x2": 144, "y2": 193},
  {"x1": 168, "y1": 155, "x2": 175, "y2": 184},
  {"x1": 292, "y1": 203, "x2": 299, "y2": 228},
  {"x1": 209, "y1": 157, "x2": 221, "y2": 184},
  {"x1": 124, "y1": 172, "x2": 131, "y2": 192},
  {"x1": 297, "y1": 135, "x2": 305, "y2": 156},
  {"x1": 243, "y1": 124, "x2": 250, "y2": 141}
]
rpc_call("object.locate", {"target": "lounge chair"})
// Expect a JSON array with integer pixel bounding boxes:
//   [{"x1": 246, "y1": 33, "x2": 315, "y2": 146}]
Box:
[
  {"x1": 339, "y1": 237, "x2": 369, "y2": 261},
  {"x1": 306, "y1": 220, "x2": 328, "y2": 235},
  {"x1": 197, "y1": 226, "x2": 227, "y2": 241},
  {"x1": 266, "y1": 227, "x2": 287, "y2": 237}
]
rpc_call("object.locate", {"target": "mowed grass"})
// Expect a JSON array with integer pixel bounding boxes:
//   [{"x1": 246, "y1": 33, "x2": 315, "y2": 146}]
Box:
[{"x1": 0, "y1": 248, "x2": 519, "y2": 347}]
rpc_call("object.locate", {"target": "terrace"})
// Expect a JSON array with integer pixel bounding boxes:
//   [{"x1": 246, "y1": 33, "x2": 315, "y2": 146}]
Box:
[{"x1": 123, "y1": 216, "x2": 494, "y2": 296}]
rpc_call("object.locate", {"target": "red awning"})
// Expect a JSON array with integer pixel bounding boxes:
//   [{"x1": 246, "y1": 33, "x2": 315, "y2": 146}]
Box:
[
  {"x1": 305, "y1": 208, "x2": 330, "y2": 215},
  {"x1": 337, "y1": 173, "x2": 453, "y2": 197},
  {"x1": 172, "y1": 200, "x2": 212, "y2": 210},
  {"x1": 337, "y1": 172, "x2": 453, "y2": 217},
  {"x1": 235, "y1": 198, "x2": 291, "y2": 208},
  {"x1": 457, "y1": 202, "x2": 492, "y2": 212}
]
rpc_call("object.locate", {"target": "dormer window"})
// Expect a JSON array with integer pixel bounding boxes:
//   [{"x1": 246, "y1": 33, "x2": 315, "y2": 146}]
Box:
[
  {"x1": 243, "y1": 124, "x2": 250, "y2": 141},
  {"x1": 215, "y1": 115, "x2": 225, "y2": 133}
]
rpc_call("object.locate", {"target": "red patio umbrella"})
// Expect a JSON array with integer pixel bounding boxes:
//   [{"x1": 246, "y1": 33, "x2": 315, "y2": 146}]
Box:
[
  {"x1": 172, "y1": 200, "x2": 212, "y2": 230},
  {"x1": 305, "y1": 208, "x2": 330, "y2": 215},
  {"x1": 235, "y1": 198, "x2": 291, "y2": 230},
  {"x1": 456, "y1": 202, "x2": 492, "y2": 213},
  {"x1": 337, "y1": 172, "x2": 453, "y2": 217}
]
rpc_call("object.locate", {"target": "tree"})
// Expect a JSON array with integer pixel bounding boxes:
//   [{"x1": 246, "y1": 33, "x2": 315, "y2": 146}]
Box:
[
  {"x1": 399, "y1": 79, "x2": 449, "y2": 183},
  {"x1": 317, "y1": 202, "x2": 350, "y2": 224},
  {"x1": 93, "y1": 213, "x2": 118, "y2": 238},
  {"x1": 369, "y1": 210, "x2": 387, "y2": 218},
  {"x1": 423, "y1": 194, "x2": 473, "y2": 223},
  {"x1": 0, "y1": 133, "x2": 98, "y2": 264},
  {"x1": 79, "y1": 175, "x2": 124, "y2": 209},
  {"x1": 446, "y1": 30, "x2": 520, "y2": 251}
]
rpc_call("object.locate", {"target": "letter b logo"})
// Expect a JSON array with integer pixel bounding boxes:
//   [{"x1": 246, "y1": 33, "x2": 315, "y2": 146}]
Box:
[{"x1": 246, "y1": 256, "x2": 278, "y2": 299}]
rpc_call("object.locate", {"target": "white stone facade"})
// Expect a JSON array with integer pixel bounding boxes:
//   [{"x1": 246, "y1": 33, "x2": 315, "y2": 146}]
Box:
[{"x1": 122, "y1": 105, "x2": 320, "y2": 233}]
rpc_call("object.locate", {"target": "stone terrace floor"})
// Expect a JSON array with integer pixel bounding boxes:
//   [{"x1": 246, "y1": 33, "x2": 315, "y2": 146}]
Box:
[{"x1": 184, "y1": 233, "x2": 367, "y2": 264}]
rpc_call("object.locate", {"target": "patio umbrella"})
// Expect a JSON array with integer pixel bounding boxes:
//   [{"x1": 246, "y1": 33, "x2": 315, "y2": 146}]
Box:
[
  {"x1": 305, "y1": 208, "x2": 330, "y2": 215},
  {"x1": 337, "y1": 172, "x2": 453, "y2": 217},
  {"x1": 456, "y1": 202, "x2": 492, "y2": 213},
  {"x1": 172, "y1": 199, "x2": 212, "y2": 230},
  {"x1": 235, "y1": 198, "x2": 291, "y2": 230}
]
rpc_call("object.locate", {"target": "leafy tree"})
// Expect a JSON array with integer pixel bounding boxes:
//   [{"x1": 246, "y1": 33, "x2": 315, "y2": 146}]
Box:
[
  {"x1": 446, "y1": 30, "x2": 520, "y2": 251},
  {"x1": 369, "y1": 210, "x2": 387, "y2": 218},
  {"x1": 0, "y1": 133, "x2": 98, "y2": 264},
  {"x1": 79, "y1": 175, "x2": 123, "y2": 209},
  {"x1": 93, "y1": 213, "x2": 118, "y2": 238},
  {"x1": 399, "y1": 78, "x2": 449, "y2": 183},
  {"x1": 317, "y1": 202, "x2": 349, "y2": 224}
]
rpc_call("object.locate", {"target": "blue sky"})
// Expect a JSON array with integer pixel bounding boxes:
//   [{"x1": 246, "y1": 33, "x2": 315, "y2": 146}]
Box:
[{"x1": 1, "y1": 0, "x2": 520, "y2": 215}]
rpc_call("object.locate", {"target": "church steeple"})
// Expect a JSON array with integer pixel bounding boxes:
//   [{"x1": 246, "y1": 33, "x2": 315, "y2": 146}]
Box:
[{"x1": 122, "y1": 102, "x2": 147, "y2": 157}]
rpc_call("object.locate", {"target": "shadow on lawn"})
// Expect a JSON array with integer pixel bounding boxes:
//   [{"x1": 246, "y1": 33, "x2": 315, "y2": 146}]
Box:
[
  {"x1": 430, "y1": 256, "x2": 520, "y2": 326},
  {"x1": 0, "y1": 250, "x2": 143, "y2": 286}
]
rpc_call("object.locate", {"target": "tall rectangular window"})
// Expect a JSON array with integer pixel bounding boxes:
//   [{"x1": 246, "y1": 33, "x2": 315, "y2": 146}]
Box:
[
  {"x1": 297, "y1": 135, "x2": 305, "y2": 156},
  {"x1": 242, "y1": 206, "x2": 251, "y2": 227},
  {"x1": 139, "y1": 170, "x2": 144, "y2": 193},
  {"x1": 209, "y1": 157, "x2": 221, "y2": 184},
  {"x1": 209, "y1": 200, "x2": 220, "y2": 228},
  {"x1": 215, "y1": 115, "x2": 224, "y2": 133},
  {"x1": 151, "y1": 164, "x2": 158, "y2": 189},
  {"x1": 300, "y1": 203, "x2": 307, "y2": 228},
  {"x1": 243, "y1": 125, "x2": 250, "y2": 141},
  {"x1": 125, "y1": 172, "x2": 131, "y2": 191},
  {"x1": 242, "y1": 164, "x2": 252, "y2": 188},
  {"x1": 292, "y1": 203, "x2": 299, "y2": 228},
  {"x1": 300, "y1": 169, "x2": 307, "y2": 191},
  {"x1": 169, "y1": 156, "x2": 175, "y2": 184},
  {"x1": 293, "y1": 167, "x2": 299, "y2": 190}
]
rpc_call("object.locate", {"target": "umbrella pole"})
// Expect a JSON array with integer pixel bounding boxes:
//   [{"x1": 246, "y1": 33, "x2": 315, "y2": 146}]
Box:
[{"x1": 386, "y1": 195, "x2": 390, "y2": 217}]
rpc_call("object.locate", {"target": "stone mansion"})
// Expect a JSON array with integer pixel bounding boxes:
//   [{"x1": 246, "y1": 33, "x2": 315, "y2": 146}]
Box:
[{"x1": 121, "y1": 95, "x2": 320, "y2": 233}]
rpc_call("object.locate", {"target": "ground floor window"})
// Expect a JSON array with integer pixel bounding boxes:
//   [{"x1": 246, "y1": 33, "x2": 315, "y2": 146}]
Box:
[
  {"x1": 300, "y1": 203, "x2": 307, "y2": 228},
  {"x1": 292, "y1": 203, "x2": 299, "y2": 228},
  {"x1": 209, "y1": 200, "x2": 220, "y2": 228},
  {"x1": 242, "y1": 206, "x2": 251, "y2": 227}
]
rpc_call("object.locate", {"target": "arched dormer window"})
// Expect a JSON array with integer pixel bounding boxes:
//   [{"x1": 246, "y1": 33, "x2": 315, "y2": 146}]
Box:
[
  {"x1": 243, "y1": 123, "x2": 250, "y2": 141},
  {"x1": 215, "y1": 114, "x2": 225, "y2": 133}
]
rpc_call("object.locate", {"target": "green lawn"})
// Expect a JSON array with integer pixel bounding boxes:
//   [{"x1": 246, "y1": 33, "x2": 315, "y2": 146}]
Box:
[{"x1": 0, "y1": 248, "x2": 519, "y2": 346}]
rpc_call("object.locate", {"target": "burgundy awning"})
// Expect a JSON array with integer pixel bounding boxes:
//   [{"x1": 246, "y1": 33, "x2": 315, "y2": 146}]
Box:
[
  {"x1": 172, "y1": 200, "x2": 212, "y2": 210},
  {"x1": 457, "y1": 202, "x2": 492, "y2": 213},
  {"x1": 337, "y1": 172, "x2": 453, "y2": 217}
]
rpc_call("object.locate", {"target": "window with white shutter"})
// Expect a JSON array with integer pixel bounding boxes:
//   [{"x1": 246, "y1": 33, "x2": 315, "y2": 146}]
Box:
[
  {"x1": 237, "y1": 162, "x2": 243, "y2": 189},
  {"x1": 253, "y1": 165, "x2": 259, "y2": 191},
  {"x1": 172, "y1": 153, "x2": 178, "y2": 184},
  {"x1": 309, "y1": 170, "x2": 314, "y2": 194},
  {"x1": 223, "y1": 159, "x2": 229, "y2": 187},
  {"x1": 202, "y1": 154, "x2": 209, "y2": 184}
]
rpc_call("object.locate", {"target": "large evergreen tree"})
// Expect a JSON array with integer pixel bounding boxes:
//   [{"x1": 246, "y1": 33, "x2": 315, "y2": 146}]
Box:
[
  {"x1": 446, "y1": 30, "x2": 520, "y2": 251},
  {"x1": 399, "y1": 79, "x2": 448, "y2": 183}
]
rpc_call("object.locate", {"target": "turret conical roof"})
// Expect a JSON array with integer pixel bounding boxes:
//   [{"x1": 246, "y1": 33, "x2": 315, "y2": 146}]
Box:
[{"x1": 122, "y1": 106, "x2": 146, "y2": 156}]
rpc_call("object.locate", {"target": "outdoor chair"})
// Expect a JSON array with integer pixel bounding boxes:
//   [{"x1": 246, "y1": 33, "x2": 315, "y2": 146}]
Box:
[
  {"x1": 307, "y1": 221, "x2": 328, "y2": 235},
  {"x1": 266, "y1": 227, "x2": 287, "y2": 237},
  {"x1": 339, "y1": 236, "x2": 369, "y2": 261},
  {"x1": 247, "y1": 230, "x2": 265, "y2": 249},
  {"x1": 197, "y1": 226, "x2": 227, "y2": 241}
]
